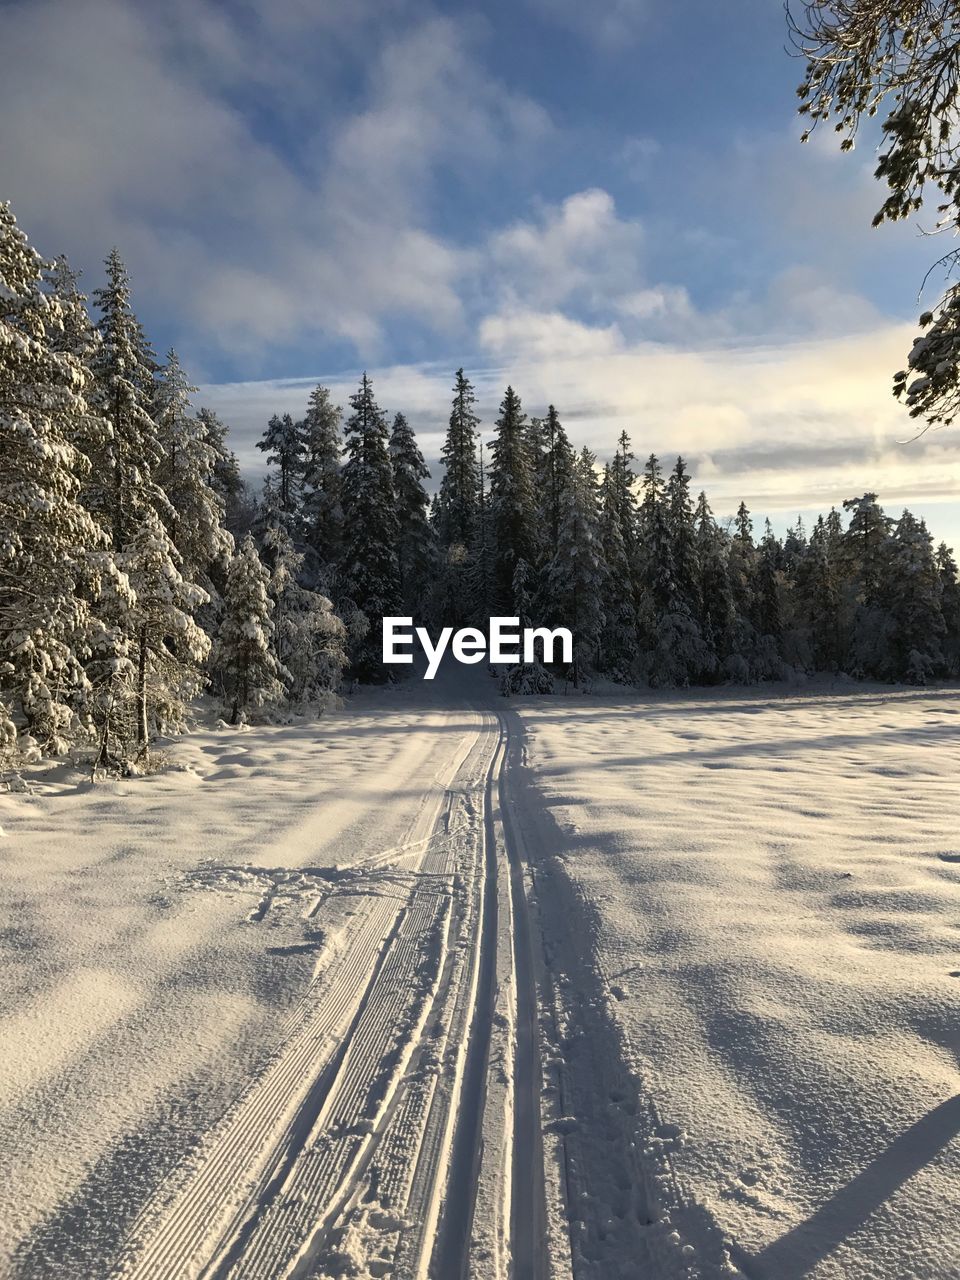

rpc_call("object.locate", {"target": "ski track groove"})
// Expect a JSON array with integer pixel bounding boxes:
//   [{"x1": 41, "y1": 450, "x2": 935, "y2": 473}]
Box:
[{"x1": 114, "y1": 705, "x2": 555, "y2": 1280}]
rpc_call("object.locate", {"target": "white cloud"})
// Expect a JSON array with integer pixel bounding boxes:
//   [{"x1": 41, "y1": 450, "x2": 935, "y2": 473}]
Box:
[
  {"x1": 478, "y1": 307, "x2": 625, "y2": 361},
  {"x1": 0, "y1": 0, "x2": 548, "y2": 366},
  {"x1": 525, "y1": 0, "x2": 651, "y2": 49}
]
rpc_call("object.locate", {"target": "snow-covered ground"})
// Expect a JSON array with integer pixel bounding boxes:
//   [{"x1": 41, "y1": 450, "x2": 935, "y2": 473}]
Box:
[
  {"x1": 1, "y1": 674, "x2": 958, "y2": 1278},
  {"x1": 511, "y1": 682, "x2": 960, "y2": 1279}
]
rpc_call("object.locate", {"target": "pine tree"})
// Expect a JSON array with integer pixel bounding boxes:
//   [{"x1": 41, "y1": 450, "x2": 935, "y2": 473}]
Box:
[
  {"x1": 196, "y1": 407, "x2": 247, "y2": 539},
  {"x1": 637, "y1": 455, "x2": 711, "y2": 685},
  {"x1": 90, "y1": 249, "x2": 165, "y2": 549},
  {"x1": 498, "y1": 558, "x2": 553, "y2": 695},
  {"x1": 124, "y1": 508, "x2": 210, "y2": 748},
  {"x1": 154, "y1": 350, "x2": 232, "y2": 587},
  {"x1": 489, "y1": 386, "x2": 537, "y2": 612},
  {"x1": 257, "y1": 413, "x2": 304, "y2": 528},
  {"x1": 437, "y1": 369, "x2": 480, "y2": 549},
  {"x1": 695, "y1": 491, "x2": 735, "y2": 670},
  {"x1": 301, "y1": 385, "x2": 343, "y2": 572},
  {"x1": 666, "y1": 456, "x2": 700, "y2": 619},
  {"x1": 389, "y1": 412, "x2": 433, "y2": 614},
  {"x1": 262, "y1": 524, "x2": 347, "y2": 706},
  {"x1": 795, "y1": 515, "x2": 844, "y2": 670},
  {"x1": 842, "y1": 493, "x2": 896, "y2": 677},
  {"x1": 212, "y1": 536, "x2": 285, "y2": 723},
  {"x1": 548, "y1": 448, "x2": 606, "y2": 685},
  {"x1": 936, "y1": 542, "x2": 960, "y2": 675},
  {"x1": 598, "y1": 464, "x2": 638, "y2": 679},
  {"x1": 888, "y1": 511, "x2": 945, "y2": 682},
  {"x1": 610, "y1": 430, "x2": 640, "y2": 569},
  {"x1": 0, "y1": 203, "x2": 112, "y2": 752},
  {"x1": 466, "y1": 440, "x2": 494, "y2": 623},
  {"x1": 339, "y1": 374, "x2": 401, "y2": 677},
  {"x1": 537, "y1": 405, "x2": 574, "y2": 565}
]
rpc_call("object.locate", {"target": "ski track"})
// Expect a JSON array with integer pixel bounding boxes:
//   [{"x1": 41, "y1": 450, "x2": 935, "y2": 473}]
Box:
[{"x1": 113, "y1": 704, "x2": 550, "y2": 1280}]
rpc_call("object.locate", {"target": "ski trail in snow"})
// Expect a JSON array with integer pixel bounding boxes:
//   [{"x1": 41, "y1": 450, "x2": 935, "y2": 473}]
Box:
[{"x1": 112, "y1": 702, "x2": 550, "y2": 1280}]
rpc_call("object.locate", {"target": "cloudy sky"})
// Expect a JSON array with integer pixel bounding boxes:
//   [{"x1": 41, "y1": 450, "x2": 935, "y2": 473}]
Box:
[{"x1": 4, "y1": 0, "x2": 959, "y2": 541}]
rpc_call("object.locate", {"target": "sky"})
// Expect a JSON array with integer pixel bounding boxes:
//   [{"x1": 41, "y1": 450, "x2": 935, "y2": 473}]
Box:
[{"x1": 3, "y1": 0, "x2": 960, "y2": 542}]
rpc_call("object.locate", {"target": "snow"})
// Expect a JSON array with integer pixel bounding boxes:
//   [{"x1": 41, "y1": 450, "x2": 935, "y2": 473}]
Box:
[
  {"x1": 511, "y1": 681, "x2": 960, "y2": 1279},
  {"x1": 0, "y1": 674, "x2": 958, "y2": 1278}
]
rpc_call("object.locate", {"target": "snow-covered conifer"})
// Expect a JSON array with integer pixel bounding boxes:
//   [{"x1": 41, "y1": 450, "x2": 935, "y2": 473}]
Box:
[
  {"x1": 257, "y1": 413, "x2": 304, "y2": 529},
  {"x1": 263, "y1": 525, "x2": 346, "y2": 706},
  {"x1": 339, "y1": 374, "x2": 401, "y2": 677},
  {"x1": 547, "y1": 449, "x2": 605, "y2": 685},
  {"x1": 0, "y1": 203, "x2": 110, "y2": 752},
  {"x1": 213, "y1": 536, "x2": 285, "y2": 723},
  {"x1": 154, "y1": 351, "x2": 232, "y2": 588},
  {"x1": 389, "y1": 412, "x2": 434, "y2": 614},
  {"x1": 489, "y1": 386, "x2": 537, "y2": 612},
  {"x1": 301, "y1": 385, "x2": 343, "y2": 571}
]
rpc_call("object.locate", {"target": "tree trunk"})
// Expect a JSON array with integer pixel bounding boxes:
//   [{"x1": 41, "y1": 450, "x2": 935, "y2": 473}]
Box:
[{"x1": 136, "y1": 625, "x2": 148, "y2": 748}]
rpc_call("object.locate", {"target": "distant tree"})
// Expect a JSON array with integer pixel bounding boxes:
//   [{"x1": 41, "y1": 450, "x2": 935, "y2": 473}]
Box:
[
  {"x1": 389, "y1": 412, "x2": 434, "y2": 614},
  {"x1": 936, "y1": 541, "x2": 960, "y2": 673},
  {"x1": 263, "y1": 525, "x2": 347, "y2": 705},
  {"x1": 598, "y1": 465, "x2": 639, "y2": 679},
  {"x1": 213, "y1": 536, "x2": 285, "y2": 723},
  {"x1": 339, "y1": 374, "x2": 401, "y2": 676},
  {"x1": 301, "y1": 385, "x2": 343, "y2": 571},
  {"x1": 637, "y1": 455, "x2": 712, "y2": 685},
  {"x1": 437, "y1": 368, "x2": 480, "y2": 549},
  {"x1": 257, "y1": 412, "x2": 304, "y2": 527},
  {"x1": 489, "y1": 386, "x2": 537, "y2": 612},
  {"x1": 547, "y1": 448, "x2": 606, "y2": 685},
  {"x1": 695, "y1": 491, "x2": 735, "y2": 669},
  {"x1": 154, "y1": 351, "x2": 232, "y2": 588},
  {"x1": 124, "y1": 509, "x2": 210, "y2": 747},
  {"x1": 790, "y1": 0, "x2": 960, "y2": 427},
  {"x1": 888, "y1": 511, "x2": 945, "y2": 681},
  {"x1": 196, "y1": 407, "x2": 248, "y2": 539}
]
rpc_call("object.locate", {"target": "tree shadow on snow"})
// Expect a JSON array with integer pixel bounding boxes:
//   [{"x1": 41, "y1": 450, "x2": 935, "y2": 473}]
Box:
[{"x1": 734, "y1": 1093, "x2": 960, "y2": 1279}]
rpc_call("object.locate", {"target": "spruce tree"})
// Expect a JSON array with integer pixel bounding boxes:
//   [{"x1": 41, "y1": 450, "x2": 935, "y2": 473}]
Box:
[
  {"x1": 936, "y1": 542, "x2": 960, "y2": 675},
  {"x1": 538, "y1": 405, "x2": 574, "y2": 564},
  {"x1": 154, "y1": 350, "x2": 232, "y2": 588},
  {"x1": 257, "y1": 413, "x2": 304, "y2": 529},
  {"x1": 389, "y1": 412, "x2": 433, "y2": 614},
  {"x1": 666, "y1": 456, "x2": 701, "y2": 620},
  {"x1": 124, "y1": 509, "x2": 210, "y2": 747},
  {"x1": 598, "y1": 464, "x2": 638, "y2": 679},
  {"x1": 90, "y1": 249, "x2": 165, "y2": 549},
  {"x1": 0, "y1": 203, "x2": 111, "y2": 752},
  {"x1": 212, "y1": 536, "x2": 285, "y2": 724},
  {"x1": 888, "y1": 511, "x2": 945, "y2": 682},
  {"x1": 196, "y1": 407, "x2": 247, "y2": 538},
  {"x1": 637, "y1": 455, "x2": 711, "y2": 685},
  {"x1": 437, "y1": 368, "x2": 480, "y2": 549},
  {"x1": 489, "y1": 386, "x2": 537, "y2": 612},
  {"x1": 339, "y1": 374, "x2": 401, "y2": 677},
  {"x1": 695, "y1": 491, "x2": 735, "y2": 671},
  {"x1": 262, "y1": 525, "x2": 347, "y2": 706},
  {"x1": 301, "y1": 385, "x2": 343, "y2": 572},
  {"x1": 466, "y1": 440, "x2": 494, "y2": 624},
  {"x1": 548, "y1": 448, "x2": 606, "y2": 685}
]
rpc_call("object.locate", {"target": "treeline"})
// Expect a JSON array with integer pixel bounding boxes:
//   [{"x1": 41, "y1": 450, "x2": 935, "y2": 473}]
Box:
[{"x1": 3, "y1": 201, "x2": 960, "y2": 767}]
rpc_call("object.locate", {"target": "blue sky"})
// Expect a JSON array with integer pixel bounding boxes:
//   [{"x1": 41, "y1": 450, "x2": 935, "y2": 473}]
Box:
[{"x1": 3, "y1": 0, "x2": 960, "y2": 541}]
